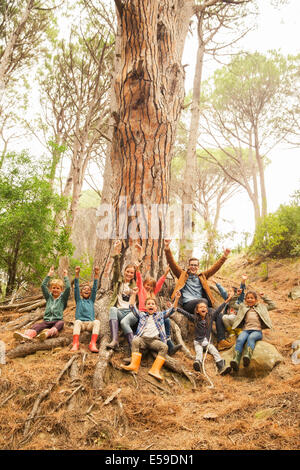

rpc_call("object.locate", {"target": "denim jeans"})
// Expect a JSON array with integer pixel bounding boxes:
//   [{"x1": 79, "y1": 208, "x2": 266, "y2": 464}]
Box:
[
  {"x1": 235, "y1": 329, "x2": 263, "y2": 353},
  {"x1": 109, "y1": 307, "x2": 138, "y2": 335}
]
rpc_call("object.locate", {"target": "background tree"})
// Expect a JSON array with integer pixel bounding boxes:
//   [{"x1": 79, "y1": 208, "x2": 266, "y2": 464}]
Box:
[
  {"x1": 0, "y1": 152, "x2": 72, "y2": 294},
  {"x1": 199, "y1": 51, "x2": 292, "y2": 225},
  {"x1": 0, "y1": 0, "x2": 59, "y2": 97},
  {"x1": 180, "y1": 0, "x2": 254, "y2": 259}
]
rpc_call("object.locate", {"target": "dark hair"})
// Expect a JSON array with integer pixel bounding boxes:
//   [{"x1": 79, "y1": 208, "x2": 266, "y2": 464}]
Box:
[
  {"x1": 245, "y1": 291, "x2": 258, "y2": 300},
  {"x1": 188, "y1": 258, "x2": 199, "y2": 265},
  {"x1": 193, "y1": 298, "x2": 208, "y2": 314}
]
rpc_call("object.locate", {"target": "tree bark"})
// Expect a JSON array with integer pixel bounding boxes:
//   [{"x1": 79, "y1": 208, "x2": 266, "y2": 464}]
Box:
[{"x1": 97, "y1": 0, "x2": 194, "y2": 278}]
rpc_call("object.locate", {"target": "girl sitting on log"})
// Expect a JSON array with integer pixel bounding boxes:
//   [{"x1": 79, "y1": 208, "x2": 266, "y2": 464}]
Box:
[
  {"x1": 230, "y1": 291, "x2": 276, "y2": 371},
  {"x1": 71, "y1": 265, "x2": 100, "y2": 353},
  {"x1": 121, "y1": 287, "x2": 181, "y2": 381},
  {"x1": 14, "y1": 265, "x2": 70, "y2": 342},
  {"x1": 106, "y1": 240, "x2": 137, "y2": 351},
  {"x1": 176, "y1": 295, "x2": 233, "y2": 376}
]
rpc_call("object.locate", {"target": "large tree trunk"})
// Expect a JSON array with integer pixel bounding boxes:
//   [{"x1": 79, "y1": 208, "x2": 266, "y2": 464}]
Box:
[{"x1": 95, "y1": 0, "x2": 194, "y2": 278}]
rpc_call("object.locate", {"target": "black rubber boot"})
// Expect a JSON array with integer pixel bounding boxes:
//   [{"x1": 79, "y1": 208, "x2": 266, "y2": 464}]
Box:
[
  {"x1": 193, "y1": 360, "x2": 203, "y2": 373},
  {"x1": 167, "y1": 339, "x2": 182, "y2": 356},
  {"x1": 216, "y1": 359, "x2": 231, "y2": 375}
]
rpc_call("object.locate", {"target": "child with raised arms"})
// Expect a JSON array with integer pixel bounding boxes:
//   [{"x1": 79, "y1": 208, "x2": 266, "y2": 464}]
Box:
[
  {"x1": 121, "y1": 288, "x2": 181, "y2": 381},
  {"x1": 71, "y1": 265, "x2": 100, "y2": 353},
  {"x1": 14, "y1": 265, "x2": 70, "y2": 341}
]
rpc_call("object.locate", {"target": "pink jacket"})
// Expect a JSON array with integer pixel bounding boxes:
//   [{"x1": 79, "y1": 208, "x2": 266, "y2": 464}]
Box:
[{"x1": 136, "y1": 270, "x2": 167, "y2": 311}]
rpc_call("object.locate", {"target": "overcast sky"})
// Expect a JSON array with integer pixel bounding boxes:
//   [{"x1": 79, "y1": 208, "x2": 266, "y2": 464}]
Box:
[{"x1": 182, "y1": 0, "x2": 300, "y2": 246}]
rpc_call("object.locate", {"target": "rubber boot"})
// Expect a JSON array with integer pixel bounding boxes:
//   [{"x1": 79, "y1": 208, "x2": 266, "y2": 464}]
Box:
[
  {"x1": 123, "y1": 332, "x2": 134, "y2": 364},
  {"x1": 106, "y1": 319, "x2": 119, "y2": 350},
  {"x1": 14, "y1": 329, "x2": 37, "y2": 342},
  {"x1": 121, "y1": 352, "x2": 142, "y2": 373},
  {"x1": 167, "y1": 339, "x2": 182, "y2": 356},
  {"x1": 148, "y1": 355, "x2": 166, "y2": 381},
  {"x1": 193, "y1": 360, "x2": 203, "y2": 373},
  {"x1": 89, "y1": 334, "x2": 99, "y2": 353},
  {"x1": 216, "y1": 359, "x2": 231, "y2": 375},
  {"x1": 38, "y1": 326, "x2": 58, "y2": 341},
  {"x1": 71, "y1": 334, "x2": 80, "y2": 351},
  {"x1": 230, "y1": 350, "x2": 242, "y2": 372},
  {"x1": 243, "y1": 346, "x2": 253, "y2": 367}
]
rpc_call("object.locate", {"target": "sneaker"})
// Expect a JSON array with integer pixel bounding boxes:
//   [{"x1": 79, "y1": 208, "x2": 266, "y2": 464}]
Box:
[
  {"x1": 217, "y1": 338, "x2": 235, "y2": 351},
  {"x1": 37, "y1": 330, "x2": 49, "y2": 342},
  {"x1": 13, "y1": 331, "x2": 34, "y2": 342},
  {"x1": 193, "y1": 360, "x2": 203, "y2": 373}
]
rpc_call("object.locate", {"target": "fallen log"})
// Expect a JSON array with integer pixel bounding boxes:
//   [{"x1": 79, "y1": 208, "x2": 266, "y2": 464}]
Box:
[
  {"x1": 1, "y1": 308, "x2": 44, "y2": 332},
  {"x1": 0, "y1": 295, "x2": 44, "y2": 310},
  {"x1": 18, "y1": 299, "x2": 46, "y2": 313},
  {"x1": 7, "y1": 335, "x2": 73, "y2": 359}
]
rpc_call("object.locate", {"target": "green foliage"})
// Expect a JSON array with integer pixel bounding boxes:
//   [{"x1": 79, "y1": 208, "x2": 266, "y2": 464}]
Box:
[
  {"x1": 249, "y1": 194, "x2": 300, "y2": 258},
  {"x1": 69, "y1": 254, "x2": 94, "y2": 281},
  {"x1": 0, "y1": 151, "x2": 73, "y2": 292}
]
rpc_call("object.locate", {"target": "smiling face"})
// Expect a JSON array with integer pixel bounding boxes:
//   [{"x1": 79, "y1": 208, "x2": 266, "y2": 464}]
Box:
[
  {"x1": 188, "y1": 258, "x2": 199, "y2": 275},
  {"x1": 50, "y1": 283, "x2": 63, "y2": 299},
  {"x1": 124, "y1": 266, "x2": 135, "y2": 283},
  {"x1": 245, "y1": 292, "x2": 257, "y2": 307},
  {"x1": 143, "y1": 278, "x2": 156, "y2": 292},
  {"x1": 81, "y1": 285, "x2": 92, "y2": 299},
  {"x1": 195, "y1": 302, "x2": 208, "y2": 319},
  {"x1": 145, "y1": 298, "x2": 157, "y2": 315}
]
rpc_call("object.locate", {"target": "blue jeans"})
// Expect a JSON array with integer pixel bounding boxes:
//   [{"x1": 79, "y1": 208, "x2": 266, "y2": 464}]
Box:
[
  {"x1": 235, "y1": 330, "x2": 263, "y2": 353},
  {"x1": 109, "y1": 307, "x2": 138, "y2": 335}
]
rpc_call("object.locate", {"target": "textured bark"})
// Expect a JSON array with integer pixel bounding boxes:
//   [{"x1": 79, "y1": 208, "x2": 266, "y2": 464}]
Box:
[{"x1": 95, "y1": 0, "x2": 194, "y2": 279}]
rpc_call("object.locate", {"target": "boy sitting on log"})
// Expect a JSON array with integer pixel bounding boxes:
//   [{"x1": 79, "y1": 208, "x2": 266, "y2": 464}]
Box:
[
  {"x1": 14, "y1": 265, "x2": 70, "y2": 342},
  {"x1": 121, "y1": 287, "x2": 181, "y2": 381},
  {"x1": 71, "y1": 265, "x2": 100, "y2": 353}
]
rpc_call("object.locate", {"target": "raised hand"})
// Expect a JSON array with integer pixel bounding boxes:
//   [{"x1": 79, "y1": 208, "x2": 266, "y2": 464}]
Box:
[
  {"x1": 94, "y1": 266, "x2": 100, "y2": 278},
  {"x1": 223, "y1": 248, "x2": 231, "y2": 257},
  {"x1": 63, "y1": 269, "x2": 68, "y2": 277},
  {"x1": 48, "y1": 265, "x2": 55, "y2": 277},
  {"x1": 164, "y1": 239, "x2": 171, "y2": 249}
]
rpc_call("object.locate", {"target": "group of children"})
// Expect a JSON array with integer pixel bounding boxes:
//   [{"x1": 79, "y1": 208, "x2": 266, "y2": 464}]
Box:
[{"x1": 13, "y1": 240, "x2": 276, "y2": 382}]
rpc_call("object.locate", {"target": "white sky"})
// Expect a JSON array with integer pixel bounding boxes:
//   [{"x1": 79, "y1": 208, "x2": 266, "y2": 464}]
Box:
[{"x1": 182, "y1": 0, "x2": 300, "y2": 246}]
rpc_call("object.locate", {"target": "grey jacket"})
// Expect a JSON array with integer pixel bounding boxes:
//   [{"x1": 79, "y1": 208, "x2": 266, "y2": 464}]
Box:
[{"x1": 231, "y1": 296, "x2": 276, "y2": 330}]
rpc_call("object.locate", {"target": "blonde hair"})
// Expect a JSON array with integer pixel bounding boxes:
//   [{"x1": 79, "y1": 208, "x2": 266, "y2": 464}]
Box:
[
  {"x1": 143, "y1": 276, "x2": 156, "y2": 291},
  {"x1": 49, "y1": 279, "x2": 64, "y2": 289}
]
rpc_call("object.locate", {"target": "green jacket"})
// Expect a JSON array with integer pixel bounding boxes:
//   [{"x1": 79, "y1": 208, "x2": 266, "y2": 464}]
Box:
[
  {"x1": 109, "y1": 255, "x2": 136, "y2": 308},
  {"x1": 41, "y1": 276, "x2": 71, "y2": 322},
  {"x1": 231, "y1": 296, "x2": 276, "y2": 331}
]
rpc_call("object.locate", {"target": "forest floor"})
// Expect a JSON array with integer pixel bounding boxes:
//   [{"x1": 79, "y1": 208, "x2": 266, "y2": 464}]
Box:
[{"x1": 0, "y1": 255, "x2": 299, "y2": 451}]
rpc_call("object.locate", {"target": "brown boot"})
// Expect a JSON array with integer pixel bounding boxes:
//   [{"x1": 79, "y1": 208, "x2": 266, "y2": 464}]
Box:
[
  {"x1": 148, "y1": 355, "x2": 166, "y2": 381},
  {"x1": 217, "y1": 337, "x2": 235, "y2": 351}
]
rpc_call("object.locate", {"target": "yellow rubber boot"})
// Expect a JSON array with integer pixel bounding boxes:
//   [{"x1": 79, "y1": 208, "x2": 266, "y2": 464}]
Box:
[
  {"x1": 148, "y1": 355, "x2": 166, "y2": 381},
  {"x1": 121, "y1": 352, "x2": 142, "y2": 373}
]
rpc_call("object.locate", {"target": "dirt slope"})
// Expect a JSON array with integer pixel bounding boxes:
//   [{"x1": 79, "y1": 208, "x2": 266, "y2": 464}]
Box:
[{"x1": 0, "y1": 256, "x2": 299, "y2": 451}]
